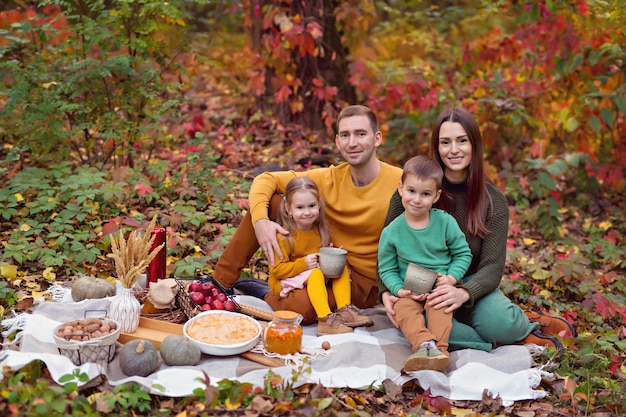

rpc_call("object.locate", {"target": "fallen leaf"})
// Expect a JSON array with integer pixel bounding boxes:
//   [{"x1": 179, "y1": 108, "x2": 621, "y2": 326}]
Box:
[{"x1": 1, "y1": 265, "x2": 17, "y2": 279}]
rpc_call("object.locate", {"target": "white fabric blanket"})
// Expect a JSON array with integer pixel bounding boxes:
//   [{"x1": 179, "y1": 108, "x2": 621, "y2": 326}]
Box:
[{"x1": 0, "y1": 294, "x2": 551, "y2": 405}]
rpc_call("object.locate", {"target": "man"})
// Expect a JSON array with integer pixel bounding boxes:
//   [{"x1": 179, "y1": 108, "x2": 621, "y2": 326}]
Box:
[{"x1": 213, "y1": 105, "x2": 403, "y2": 324}]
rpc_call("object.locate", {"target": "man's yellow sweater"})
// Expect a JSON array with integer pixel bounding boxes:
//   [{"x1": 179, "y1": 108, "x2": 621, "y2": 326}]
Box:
[{"x1": 250, "y1": 162, "x2": 402, "y2": 286}]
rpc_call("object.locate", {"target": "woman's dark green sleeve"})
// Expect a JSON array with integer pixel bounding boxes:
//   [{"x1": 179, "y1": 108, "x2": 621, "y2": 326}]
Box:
[{"x1": 377, "y1": 190, "x2": 405, "y2": 300}]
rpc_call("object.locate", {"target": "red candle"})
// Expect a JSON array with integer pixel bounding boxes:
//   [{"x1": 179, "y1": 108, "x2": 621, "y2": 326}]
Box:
[{"x1": 146, "y1": 227, "x2": 166, "y2": 287}]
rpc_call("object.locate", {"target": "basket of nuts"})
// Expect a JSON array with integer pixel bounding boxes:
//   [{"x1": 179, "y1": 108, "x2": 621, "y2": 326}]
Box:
[{"x1": 53, "y1": 317, "x2": 121, "y2": 365}]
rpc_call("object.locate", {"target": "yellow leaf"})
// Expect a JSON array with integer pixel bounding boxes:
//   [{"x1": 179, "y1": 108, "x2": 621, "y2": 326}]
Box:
[
  {"x1": 539, "y1": 289, "x2": 552, "y2": 297},
  {"x1": 344, "y1": 396, "x2": 357, "y2": 408},
  {"x1": 42, "y1": 81, "x2": 58, "y2": 89},
  {"x1": 1, "y1": 265, "x2": 17, "y2": 279},
  {"x1": 474, "y1": 87, "x2": 486, "y2": 98},
  {"x1": 31, "y1": 291, "x2": 48, "y2": 301},
  {"x1": 352, "y1": 394, "x2": 367, "y2": 405},
  {"x1": 19, "y1": 223, "x2": 31, "y2": 232},
  {"x1": 523, "y1": 238, "x2": 536, "y2": 245},
  {"x1": 224, "y1": 397, "x2": 240, "y2": 410},
  {"x1": 15, "y1": 193, "x2": 24, "y2": 202},
  {"x1": 598, "y1": 221, "x2": 612, "y2": 230},
  {"x1": 43, "y1": 267, "x2": 56, "y2": 280}
]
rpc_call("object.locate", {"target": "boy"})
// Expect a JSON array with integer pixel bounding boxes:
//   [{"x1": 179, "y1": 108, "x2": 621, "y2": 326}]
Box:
[{"x1": 378, "y1": 155, "x2": 472, "y2": 372}]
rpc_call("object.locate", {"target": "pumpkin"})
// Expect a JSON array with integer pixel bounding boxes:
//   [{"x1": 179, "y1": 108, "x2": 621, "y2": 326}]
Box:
[
  {"x1": 71, "y1": 275, "x2": 116, "y2": 302},
  {"x1": 118, "y1": 339, "x2": 159, "y2": 376},
  {"x1": 160, "y1": 335, "x2": 201, "y2": 366}
]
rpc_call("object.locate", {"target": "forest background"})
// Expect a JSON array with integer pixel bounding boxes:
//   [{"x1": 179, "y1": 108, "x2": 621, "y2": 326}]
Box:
[{"x1": 0, "y1": 0, "x2": 625, "y2": 416}]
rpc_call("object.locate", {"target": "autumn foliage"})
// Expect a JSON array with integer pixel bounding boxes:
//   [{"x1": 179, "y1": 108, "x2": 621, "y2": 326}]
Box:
[{"x1": 0, "y1": 1, "x2": 625, "y2": 415}]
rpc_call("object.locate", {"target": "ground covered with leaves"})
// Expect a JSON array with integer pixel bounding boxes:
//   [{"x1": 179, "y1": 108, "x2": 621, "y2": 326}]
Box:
[{"x1": 1, "y1": 146, "x2": 625, "y2": 416}]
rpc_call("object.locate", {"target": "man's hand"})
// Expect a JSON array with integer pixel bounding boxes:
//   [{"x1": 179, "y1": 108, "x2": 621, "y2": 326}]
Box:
[
  {"x1": 253, "y1": 219, "x2": 289, "y2": 265},
  {"x1": 381, "y1": 291, "x2": 399, "y2": 328}
]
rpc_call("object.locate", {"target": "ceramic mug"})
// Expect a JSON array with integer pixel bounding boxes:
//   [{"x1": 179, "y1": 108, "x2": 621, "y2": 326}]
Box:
[
  {"x1": 317, "y1": 247, "x2": 347, "y2": 278},
  {"x1": 404, "y1": 262, "x2": 437, "y2": 294}
]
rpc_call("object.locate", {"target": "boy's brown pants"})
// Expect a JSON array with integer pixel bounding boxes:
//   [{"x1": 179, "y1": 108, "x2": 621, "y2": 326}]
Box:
[{"x1": 394, "y1": 297, "x2": 452, "y2": 354}]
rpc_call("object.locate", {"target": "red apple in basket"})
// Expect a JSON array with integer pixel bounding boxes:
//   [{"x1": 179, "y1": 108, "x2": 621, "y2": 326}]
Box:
[
  {"x1": 211, "y1": 299, "x2": 224, "y2": 310},
  {"x1": 189, "y1": 281, "x2": 203, "y2": 293},
  {"x1": 224, "y1": 299, "x2": 236, "y2": 311},
  {"x1": 190, "y1": 291, "x2": 205, "y2": 305},
  {"x1": 211, "y1": 287, "x2": 221, "y2": 297},
  {"x1": 201, "y1": 281, "x2": 215, "y2": 296},
  {"x1": 216, "y1": 292, "x2": 227, "y2": 302},
  {"x1": 201, "y1": 303, "x2": 212, "y2": 311},
  {"x1": 204, "y1": 295, "x2": 213, "y2": 305}
]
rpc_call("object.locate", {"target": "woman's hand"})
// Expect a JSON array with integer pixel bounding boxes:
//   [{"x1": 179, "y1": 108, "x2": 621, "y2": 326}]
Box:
[
  {"x1": 253, "y1": 219, "x2": 289, "y2": 264},
  {"x1": 304, "y1": 254, "x2": 319, "y2": 269},
  {"x1": 427, "y1": 284, "x2": 469, "y2": 314}
]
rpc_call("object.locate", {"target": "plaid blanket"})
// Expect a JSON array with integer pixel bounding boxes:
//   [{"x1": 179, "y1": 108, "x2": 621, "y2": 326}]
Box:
[{"x1": 0, "y1": 294, "x2": 550, "y2": 404}]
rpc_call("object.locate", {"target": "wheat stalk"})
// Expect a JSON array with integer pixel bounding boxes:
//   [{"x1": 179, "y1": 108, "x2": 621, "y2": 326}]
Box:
[{"x1": 107, "y1": 216, "x2": 164, "y2": 288}]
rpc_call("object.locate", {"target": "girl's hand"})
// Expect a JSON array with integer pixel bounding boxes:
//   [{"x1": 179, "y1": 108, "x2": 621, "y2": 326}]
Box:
[
  {"x1": 427, "y1": 284, "x2": 469, "y2": 314},
  {"x1": 304, "y1": 253, "x2": 319, "y2": 269}
]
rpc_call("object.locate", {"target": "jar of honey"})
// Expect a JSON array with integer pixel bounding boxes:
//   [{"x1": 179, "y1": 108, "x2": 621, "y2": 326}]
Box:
[{"x1": 263, "y1": 310, "x2": 303, "y2": 355}]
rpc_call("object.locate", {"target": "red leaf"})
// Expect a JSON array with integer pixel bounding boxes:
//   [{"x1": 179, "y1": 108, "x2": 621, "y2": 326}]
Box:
[
  {"x1": 102, "y1": 218, "x2": 121, "y2": 237},
  {"x1": 410, "y1": 388, "x2": 452, "y2": 414},
  {"x1": 135, "y1": 181, "x2": 153, "y2": 197}
]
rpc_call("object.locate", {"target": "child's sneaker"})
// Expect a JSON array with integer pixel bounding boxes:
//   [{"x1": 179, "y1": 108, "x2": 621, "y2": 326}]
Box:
[
  {"x1": 404, "y1": 342, "x2": 449, "y2": 372},
  {"x1": 317, "y1": 313, "x2": 353, "y2": 336},
  {"x1": 337, "y1": 304, "x2": 374, "y2": 327}
]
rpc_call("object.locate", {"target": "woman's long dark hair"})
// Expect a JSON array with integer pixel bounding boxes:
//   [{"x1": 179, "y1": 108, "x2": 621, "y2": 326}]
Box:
[{"x1": 429, "y1": 107, "x2": 492, "y2": 238}]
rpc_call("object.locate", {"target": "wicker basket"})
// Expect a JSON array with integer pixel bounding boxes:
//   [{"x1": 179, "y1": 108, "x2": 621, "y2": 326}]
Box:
[
  {"x1": 175, "y1": 277, "x2": 274, "y2": 322},
  {"x1": 53, "y1": 318, "x2": 121, "y2": 366},
  {"x1": 175, "y1": 276, "x2": 240, "y2": 318}
]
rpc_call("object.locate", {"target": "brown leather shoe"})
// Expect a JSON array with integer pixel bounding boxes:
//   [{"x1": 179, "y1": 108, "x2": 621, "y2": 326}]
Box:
[
  {"x1": 337, "y1": 304, "x2": 374, "y2": 328},
  {"x1": 317, "y1": 313, "x2": 353, "y2": 336},
  {"x1": 520, "y1": 330, "x2": 563, "y2": 353},
  {"x1": 525, "y1": 312, "x2": 576, "y2": 338}
]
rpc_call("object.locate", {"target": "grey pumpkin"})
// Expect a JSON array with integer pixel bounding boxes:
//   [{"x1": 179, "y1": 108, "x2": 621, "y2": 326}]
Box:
[
  {"x1": 71, "y1": 275, "x2": 116, "y2": 302},
  {"x1": 160, "y1": 334, "x2": 201, "y2": 366},
  {"x1": 118, "y1": 339, "x2": 159, "y2": 376}
]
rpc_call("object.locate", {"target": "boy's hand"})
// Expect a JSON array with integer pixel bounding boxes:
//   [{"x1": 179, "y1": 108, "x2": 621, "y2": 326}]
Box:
[
  {"x1": 436, "y1": 273, "x2": 456, "y2": 287},
  {"x1": 398, "y1": 288, "x2": 427, "y2": 300}
]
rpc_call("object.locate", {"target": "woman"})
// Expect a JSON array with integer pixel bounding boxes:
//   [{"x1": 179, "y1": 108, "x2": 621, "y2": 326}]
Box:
[{"x1": 378, "y1": 107, "x2": 575, "y2": 352}]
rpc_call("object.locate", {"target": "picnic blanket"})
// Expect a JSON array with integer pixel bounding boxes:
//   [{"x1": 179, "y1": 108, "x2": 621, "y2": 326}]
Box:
[{"x1": 0, "y1": 290, "x2": 551, "y2": 405}]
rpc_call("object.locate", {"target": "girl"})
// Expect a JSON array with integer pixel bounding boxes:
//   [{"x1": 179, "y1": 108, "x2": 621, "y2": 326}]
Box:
[{"x1": 269, "y1": 177, "x2": 373, "y2": 336}]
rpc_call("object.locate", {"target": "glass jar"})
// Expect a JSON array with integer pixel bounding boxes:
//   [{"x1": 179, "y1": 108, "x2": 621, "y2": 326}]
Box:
[{"x1": 263, "y1": 310, "x2": 303, "y2": 355}]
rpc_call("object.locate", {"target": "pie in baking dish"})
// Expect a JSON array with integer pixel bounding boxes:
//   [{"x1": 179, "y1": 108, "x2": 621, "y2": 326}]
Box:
[{"x1": 186, "y1": 313, "x2": 259, "y2": 345}]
